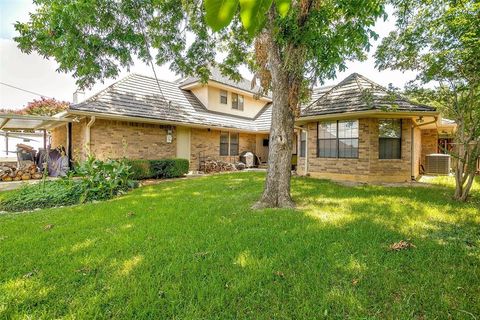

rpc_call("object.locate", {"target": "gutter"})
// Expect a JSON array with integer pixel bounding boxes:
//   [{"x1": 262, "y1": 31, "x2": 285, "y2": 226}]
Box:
[{"x1": 296, "y1": 110, "x2": 439, "y2": 123}]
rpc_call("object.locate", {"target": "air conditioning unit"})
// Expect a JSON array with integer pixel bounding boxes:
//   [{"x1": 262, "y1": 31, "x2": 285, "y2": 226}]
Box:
[{"x1": 425, "y1": 154, "x2": 451, "y2": 175}]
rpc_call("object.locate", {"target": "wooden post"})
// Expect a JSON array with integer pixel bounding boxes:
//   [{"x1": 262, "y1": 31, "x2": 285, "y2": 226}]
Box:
[{"x1": 43, "y1": 129, "x2": 47, "y2": 149}]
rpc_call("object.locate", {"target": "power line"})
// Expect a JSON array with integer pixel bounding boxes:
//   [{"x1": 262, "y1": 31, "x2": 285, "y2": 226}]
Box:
[{"x1": 0, "y1": 81, "x2": 53, "y2": 98}]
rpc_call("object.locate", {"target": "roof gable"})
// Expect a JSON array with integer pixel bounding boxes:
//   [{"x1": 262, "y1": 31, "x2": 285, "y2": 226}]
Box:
[{"x1": 301, "y1": 73, "x2": 436, "y2": 117}]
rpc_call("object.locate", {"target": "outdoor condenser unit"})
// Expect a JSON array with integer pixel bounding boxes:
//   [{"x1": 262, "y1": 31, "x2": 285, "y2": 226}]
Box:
[{"x1": 425, "y1": 154, "x2": 451, "y2": 175}]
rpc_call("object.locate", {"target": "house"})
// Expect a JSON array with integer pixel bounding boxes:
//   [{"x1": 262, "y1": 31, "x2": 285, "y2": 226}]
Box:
[
  {"x1": 51, "y1": 69, "x2": 274, "y2": 171},
  {"x1": 49, "y1": 71, "x2": 455, "y2": 182},
  {"x1": 295, "y1": 73, "x2": 455, "y2": 182}
]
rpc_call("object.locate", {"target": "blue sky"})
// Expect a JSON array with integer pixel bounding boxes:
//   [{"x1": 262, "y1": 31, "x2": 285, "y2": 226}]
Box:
[{"x1": 0, "y1": 1, "x2": 419, "y2": 109}]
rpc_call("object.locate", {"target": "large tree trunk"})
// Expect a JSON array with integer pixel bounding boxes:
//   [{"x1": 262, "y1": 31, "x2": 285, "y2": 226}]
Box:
[
  {"x1": 253, "y1": 69, "x2": 296, "y2": 209},
  {"x1": 253, "y1": 34, "x2": 297, "y2": 209}
]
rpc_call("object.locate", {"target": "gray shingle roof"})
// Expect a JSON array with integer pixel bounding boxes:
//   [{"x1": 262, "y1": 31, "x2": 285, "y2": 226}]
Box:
[
  {"x1": 301, "y1": 73, "x2": 436, "y2": 117},
  {"x1": 71, "y1": 74, "x2": 272, "y2": 132},
  {"x1": 178, "y1": 66, "x2": 270, "y2": 98}
]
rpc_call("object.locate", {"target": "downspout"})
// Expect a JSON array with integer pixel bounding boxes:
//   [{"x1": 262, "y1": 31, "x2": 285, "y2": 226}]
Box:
[
  {"x1": 411, "y1": 125, "x2": 414, "y2": 181},
  {"x1": 86, "y1": 116, "x2": 96, "y2": 155}
]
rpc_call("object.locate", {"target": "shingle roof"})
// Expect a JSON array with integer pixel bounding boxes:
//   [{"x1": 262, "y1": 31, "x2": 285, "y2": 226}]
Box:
[
  {"x1": 178, "y1": 66, "x2": 270, "y2": 98},
  {"x1": 301, "y1": 73, "x2": 436, "y2": 117},
  {"x1": 70, "y1": 74, "x2": 272, "y2": 132}
]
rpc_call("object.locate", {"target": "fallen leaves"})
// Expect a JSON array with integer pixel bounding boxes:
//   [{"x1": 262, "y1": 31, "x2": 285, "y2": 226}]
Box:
[
  {"x1": 389, "y1": 240, "x2": 416, "y2": 251},
  {"x1": 43, "y1": 224, "x2": 54, "y2": 231}
]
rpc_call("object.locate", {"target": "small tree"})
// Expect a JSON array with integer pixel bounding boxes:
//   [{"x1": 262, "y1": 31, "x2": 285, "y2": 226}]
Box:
[
  {"x1": 15, "y1": 0, "x2": 386, "y2": 207},
  {"x1": 0, "y1": 98, "x2": 69, "y2": 116},
  {"x1": 375, "y1": 0, "x2": 479, "y2": 201}
]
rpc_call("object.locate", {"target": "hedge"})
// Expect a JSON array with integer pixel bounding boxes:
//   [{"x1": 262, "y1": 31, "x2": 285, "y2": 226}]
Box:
[{"x1": 126, "y1": 158, "x2": 189, "y2": 180}]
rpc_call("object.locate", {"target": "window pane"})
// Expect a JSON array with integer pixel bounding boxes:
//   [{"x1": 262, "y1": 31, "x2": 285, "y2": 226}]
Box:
[
  {"x1": 379, "y1": 119, "x2": 401, "y2": 138},
  {"x1": 379, "y1": 138, "x2": 401, "y2": 159},
  {"x1": 338, "y1": 120, "x2": 358, "y2": 138},
  {"x1": 220, "y1": 132, "x2": 229, "y2": 156},
  {"x1": 238, "y1": 95, "x2": 244, "y2": 111},
  {"x1": 232, "y1": 93, "x2": 238, "y2": 109},
  {"x1": 318, "y1": 139, "x2": 337, "y2": 158},
  {"x1": 220, "y1": 90, "x2": 227, "y2": 104},
  {"x1": 300, "y1": 131, "x2": 306, "y2": 157},
  {"x1": 339, "y1": 138, "x2": 358, "y2": 158},
  {"x1": 318, "y1": 122, "x2": 337, "y2": 139},
  {"x1": 230, "y1": 133, "x2": 239, "y2": 156}
]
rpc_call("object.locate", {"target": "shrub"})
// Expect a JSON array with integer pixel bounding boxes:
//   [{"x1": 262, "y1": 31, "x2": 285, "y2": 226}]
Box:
[
  {"x1": 75, "y1": 156, "x2": 135, "y2": 202},
  {"x1": 150, "y1": 159, "x2": 189, "y2": 178},
  {"x1": 0, "y1": 180, "x2": 83, "y2": 212},
  {"x1": 127, "y1": 159, "x2": 189, "y2": 180},
  {"x1": 126, "y1": 159, "x2": 152, "y2": 180}
]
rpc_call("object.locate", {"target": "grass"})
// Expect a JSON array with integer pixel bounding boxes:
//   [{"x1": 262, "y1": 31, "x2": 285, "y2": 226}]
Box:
[{"x1": 0, "y1": 173, "x2": 479, "y2": 319}]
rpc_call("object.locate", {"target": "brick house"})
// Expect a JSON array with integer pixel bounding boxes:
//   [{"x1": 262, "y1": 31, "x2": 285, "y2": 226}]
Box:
[
  {"x1": 50, "y1": 71, "x2": 455, "y2": 181},
  {"x1": 296, "y1": 73, "x2": 455, "y2": 182}
]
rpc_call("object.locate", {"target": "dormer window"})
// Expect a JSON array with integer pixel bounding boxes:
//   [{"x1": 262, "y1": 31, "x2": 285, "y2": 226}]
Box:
[
  {"x1": 232, "y1": 93, "x2": 244, "y2": 111},
  {"x1": 220, "y1": 90, "x2": 228, "y2": 104}
]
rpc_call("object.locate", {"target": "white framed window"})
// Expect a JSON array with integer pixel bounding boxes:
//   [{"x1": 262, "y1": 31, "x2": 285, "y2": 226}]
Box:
[
  {"x1": 317, "y1": 120, "x2": 359, "y2": 158},
  {"x1": 232, "y1": 93, "x2": 244, "y2": 111},
  {"x1": 220, "y1": 90, "x2": 228, "y2": 104}
]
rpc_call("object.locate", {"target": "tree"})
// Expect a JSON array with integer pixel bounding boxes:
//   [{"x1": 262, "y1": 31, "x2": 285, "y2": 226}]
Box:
[
  {"x1": 0, "y1": 98, "x2": 69, "y2": 116},
  {"x1": 375, "y1": 0, "x2": 479, "y2": 201},
  {"x1": 15, "y1": 0, "x2": 386, "y2": 208}
]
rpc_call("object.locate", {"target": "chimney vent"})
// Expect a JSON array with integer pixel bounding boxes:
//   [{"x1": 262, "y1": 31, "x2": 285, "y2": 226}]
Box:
[{"x1": 73, "y1": 90, "x2": 85, "y2": 104}]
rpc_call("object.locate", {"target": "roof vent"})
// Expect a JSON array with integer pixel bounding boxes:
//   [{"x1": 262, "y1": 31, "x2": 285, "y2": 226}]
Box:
[{"x1": 73, "y1": 90, "x2": 85, "y2": 104}]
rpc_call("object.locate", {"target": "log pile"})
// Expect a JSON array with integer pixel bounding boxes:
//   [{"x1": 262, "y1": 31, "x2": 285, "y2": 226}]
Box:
[
  {"x1": 203, "y1": 160, "x2": 237, "y2": 173},
  {"x1": 1, "y1": 163, "x2": 43, "y2": 182}
]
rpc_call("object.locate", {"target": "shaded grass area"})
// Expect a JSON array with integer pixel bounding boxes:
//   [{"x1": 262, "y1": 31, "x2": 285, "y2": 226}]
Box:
[{"x1": 0, "y1": 173, "x2": 479, "y2": 319}]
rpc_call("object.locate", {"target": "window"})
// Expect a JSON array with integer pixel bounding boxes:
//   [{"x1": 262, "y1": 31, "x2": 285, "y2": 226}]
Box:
[
  {"x1": 230, "y1": 133, "x2": 239, "y2": 156},
  {"x1": 220, "y1": 132, "x2": 229, "y2": 156},
  {"x1": 220, "y1": 90, "x2": 228, "y2": 104},
  {"x1": 379, "y1": 119, "x2": 402, "y2": 159},
  {"x1": 300, "y1": 130, "x2": 306, "y2": 157},
  {"x1": 232, "y1": 93, "x2": 244, "y2": 111},
  {"x1": 220, "y1": 132, "x2": 239, "y2": 156},
  {"x1": 317, "y1": 120, "x2": 359, "y2": 158}
]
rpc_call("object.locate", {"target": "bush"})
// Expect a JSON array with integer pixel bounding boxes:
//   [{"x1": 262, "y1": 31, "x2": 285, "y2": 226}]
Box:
[
  {"x1": 150, "y1": 159, "x2": 189, "y2": 178},
  {"x1": 125, "y1": 159, "x2": 152, "y2": 180},
  {"x1": 75, "y1": 156, "x2": 135, "y2": 202},
  {"x1": 0, "y1": 180, "x2": 83, "y2": 212},
  {"x1": 127, "y1": 159, "x2": 189, "y2": 180}
]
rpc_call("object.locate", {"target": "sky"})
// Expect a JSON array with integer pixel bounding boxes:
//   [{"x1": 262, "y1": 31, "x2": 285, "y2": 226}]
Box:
[{"x1": 0, "y1": 0, "x2": 419, "y2": 110}]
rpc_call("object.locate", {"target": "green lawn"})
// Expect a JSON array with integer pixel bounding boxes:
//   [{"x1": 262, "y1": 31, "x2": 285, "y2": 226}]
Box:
[{"x1": 1, "y1": 173, "x2": 479, "y2": 319}]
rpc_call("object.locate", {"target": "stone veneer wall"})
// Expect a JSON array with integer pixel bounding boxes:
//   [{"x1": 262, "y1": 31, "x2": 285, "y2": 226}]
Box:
[
  {"x1": 189, "y1": 128, "x2": 257, "y2": 170},
  {"x1": 297, "y1": 118, "x2": 417, "y2": 182}
]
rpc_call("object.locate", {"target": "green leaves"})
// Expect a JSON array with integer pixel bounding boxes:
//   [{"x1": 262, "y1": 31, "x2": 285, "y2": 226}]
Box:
[
  {"x1": 204, "y1": 0, "x2": 290, "y2": 34},
  {"x1": 204, "y1": 0, "x2": 239, "y2": 32}
]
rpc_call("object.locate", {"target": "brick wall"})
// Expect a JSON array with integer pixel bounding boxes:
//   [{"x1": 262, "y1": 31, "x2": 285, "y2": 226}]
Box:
[
  {"x1": 89, "y1": 119, "x2": 176, "y2": 160},
  {"x1": 420, "y1": 129, "x2": 438, "y2": 167},
  {"x1": 49, "y1": 119, "x2": 87, "y2": 160},
  {"x1": 189, "y1": 128, "x2": 257, "y2": 170},
  {"x1": 297, "y1": 118, "x2": 416, "y2": 182}
]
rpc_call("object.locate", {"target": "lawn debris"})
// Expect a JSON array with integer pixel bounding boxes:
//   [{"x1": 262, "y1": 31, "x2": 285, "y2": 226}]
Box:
[
  {"x1": 43, "y1": 224, "x2": 54, "y2": 231},
  {"x1": 158, "y1": 290, "x2": 166, "y2": 298},
  {"x1": 126, "y1": 211, "x2": 136, "y2": 217},
  {"x1": 352, "y1": 278, "x2": 359, "y2": 286},
  {"x1": 23, "y1": 269, "x2": 38, "y2": 278},
  {"x1": 389, "y1": 240, "x2": 416, "y2": 251},
  {"x1": 194, "y1": 251, "x2": 210, "y2": 260},
  {"x1": 274, "y1": 271, "x2": 285, "y2": 278}
]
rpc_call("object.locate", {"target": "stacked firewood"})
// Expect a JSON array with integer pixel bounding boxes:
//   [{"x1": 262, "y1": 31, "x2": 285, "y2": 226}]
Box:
[
  {"x1": 0, "y1": 164, "x2": 43, "y2": 182},
  {"x1": 203, "y1": 160, "x2": 237, "y2": 173}
]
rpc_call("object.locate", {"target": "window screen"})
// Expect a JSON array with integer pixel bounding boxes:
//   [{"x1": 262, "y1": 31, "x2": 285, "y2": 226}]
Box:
[
  {"x1": 220, "y1": 132, "x2": 229, "y2": 156},
  {"x1": 379, "y1": 119, "x2": 402, "y2": 159},
  {"x1": 220, "y1": 90, "x2": 227, "y2": 104}
]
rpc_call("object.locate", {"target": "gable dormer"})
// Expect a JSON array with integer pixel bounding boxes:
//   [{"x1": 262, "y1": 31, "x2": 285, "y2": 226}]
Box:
[{"x1": 178, "y1": 69, "x2": 272, "y2": 118}]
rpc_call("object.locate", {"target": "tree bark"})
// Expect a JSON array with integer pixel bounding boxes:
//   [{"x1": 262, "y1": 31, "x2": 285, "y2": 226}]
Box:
[{"x1": 253, "y1": 33, "x2": 296, "y2": 209}]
